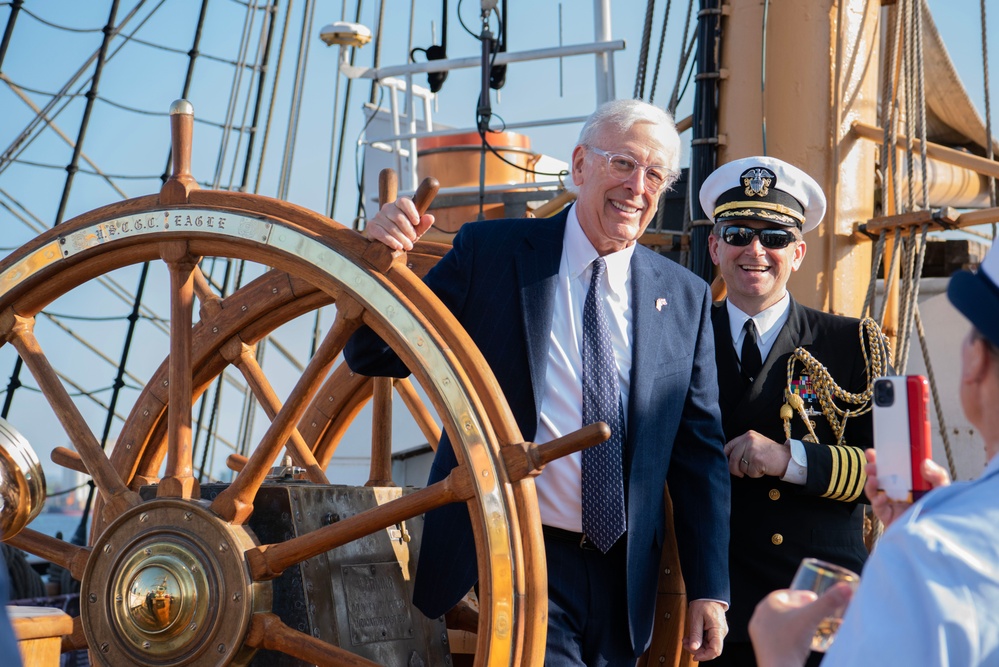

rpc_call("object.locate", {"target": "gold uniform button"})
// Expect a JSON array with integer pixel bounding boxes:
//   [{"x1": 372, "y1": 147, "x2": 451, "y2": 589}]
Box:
[
  {"x1": 769, "y1": 489, "x2": 781, "y2": 501},
  {"x1": 771, "y1": 533, "x2": 783, "y2": 545}
]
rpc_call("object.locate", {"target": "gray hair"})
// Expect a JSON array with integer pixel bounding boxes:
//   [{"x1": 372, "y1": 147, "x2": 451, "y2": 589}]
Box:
[{"x1": 577, "y1": 99, "x2": 682, "y2": 186}]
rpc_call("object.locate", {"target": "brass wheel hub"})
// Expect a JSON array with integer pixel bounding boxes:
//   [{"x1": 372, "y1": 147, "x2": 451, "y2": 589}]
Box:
[
  {"x1": 81, "y1": 499, "x2": 270, "y2": 666},
  {"x1": 112, "y1": 539, "x2": 212, "y2": 653}
]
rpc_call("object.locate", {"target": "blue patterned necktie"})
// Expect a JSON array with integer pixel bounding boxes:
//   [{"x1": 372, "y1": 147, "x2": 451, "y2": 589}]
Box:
[{"x1": 581, "y1": 257, "x2": 627, "y2": 553}]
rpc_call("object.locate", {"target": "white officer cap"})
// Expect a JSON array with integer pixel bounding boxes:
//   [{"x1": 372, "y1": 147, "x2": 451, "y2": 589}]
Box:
[{"x1": 698, "y1": 156, "x2": 827, "y2": 233}]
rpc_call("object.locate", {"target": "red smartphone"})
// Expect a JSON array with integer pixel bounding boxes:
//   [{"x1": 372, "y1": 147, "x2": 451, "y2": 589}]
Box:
[{"x1": 872, "y1": 375, "x2": 932, "y2": 501}]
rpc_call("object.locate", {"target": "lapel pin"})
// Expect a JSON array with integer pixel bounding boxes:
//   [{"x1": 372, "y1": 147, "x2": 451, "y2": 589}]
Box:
[{"x1": 655, "y1": 297, "x2": 667, "y2": 311}]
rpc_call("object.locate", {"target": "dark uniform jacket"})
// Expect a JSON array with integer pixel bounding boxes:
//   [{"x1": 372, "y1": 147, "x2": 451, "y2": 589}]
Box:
[{"x1": 712, "y1": 296, "x2": 873, "y2": 643}]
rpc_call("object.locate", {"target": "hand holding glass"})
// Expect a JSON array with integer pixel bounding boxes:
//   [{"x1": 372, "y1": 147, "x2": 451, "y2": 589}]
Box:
[{"x1": 789, "y1": 557, "x2": 860, "y2": 652}]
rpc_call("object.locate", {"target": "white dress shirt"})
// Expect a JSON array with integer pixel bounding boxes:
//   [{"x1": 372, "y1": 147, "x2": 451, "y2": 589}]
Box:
[
  {"x1": 725, "y1": 295, "x2": 789, "y2": 366},
  {"x1": 534, "y1": 204, "x2": 636, "y2": 532}
]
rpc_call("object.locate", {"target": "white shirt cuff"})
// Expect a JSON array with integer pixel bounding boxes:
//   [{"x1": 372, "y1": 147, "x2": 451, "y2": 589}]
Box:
[
  {"x1": 780, "y1": 439, "x2": 808, "y2": 485},
  {"x1": 692, "y1": 598, "x2": 729, "y2": 611}
]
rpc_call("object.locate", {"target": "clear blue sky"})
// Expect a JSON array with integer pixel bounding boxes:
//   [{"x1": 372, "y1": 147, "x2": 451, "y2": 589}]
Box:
[{"x1": 2, "y1": 0, "x2": 994, "y2": 230}]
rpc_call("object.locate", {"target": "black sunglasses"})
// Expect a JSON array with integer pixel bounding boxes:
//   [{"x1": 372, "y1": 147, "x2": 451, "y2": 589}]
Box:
[{"x1": 720, "y1": 225, "x2": 798, "y2": 249}]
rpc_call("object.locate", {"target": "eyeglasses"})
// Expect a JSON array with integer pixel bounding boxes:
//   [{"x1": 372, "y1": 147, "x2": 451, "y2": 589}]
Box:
[
  {"x1": 586, "y1": 146, "x2": 674, "y2": 193},
  {"x1": 720, "y1": 225, "x2": 798, "y2": 249}
]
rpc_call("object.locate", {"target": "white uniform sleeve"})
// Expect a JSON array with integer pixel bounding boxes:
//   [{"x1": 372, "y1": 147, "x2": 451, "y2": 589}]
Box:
[{"x1": 822, "y1": 514, "x2": 981, "y2": 666}]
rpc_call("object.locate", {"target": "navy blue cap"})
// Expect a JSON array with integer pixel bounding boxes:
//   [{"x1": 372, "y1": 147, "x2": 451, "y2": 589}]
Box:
[{"x1": 948, "y1": 245, "x2": 999, "y2": 349}]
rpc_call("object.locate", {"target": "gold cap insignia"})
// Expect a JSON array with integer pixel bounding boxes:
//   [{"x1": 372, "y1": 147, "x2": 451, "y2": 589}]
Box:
[{"x1": 742, "y1": 167, "x2": 775, "y2": 198}]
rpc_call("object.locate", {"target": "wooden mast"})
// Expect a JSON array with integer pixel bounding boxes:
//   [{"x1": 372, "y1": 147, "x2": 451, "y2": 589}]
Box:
[{"x1": 715, "y1": 0, "x2": 881, "y2": 316}]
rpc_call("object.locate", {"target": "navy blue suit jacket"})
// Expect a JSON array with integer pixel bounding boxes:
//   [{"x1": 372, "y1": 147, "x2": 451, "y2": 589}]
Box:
[{"x1": 344, "y1": 210, "x2": 731, "y2": 653}]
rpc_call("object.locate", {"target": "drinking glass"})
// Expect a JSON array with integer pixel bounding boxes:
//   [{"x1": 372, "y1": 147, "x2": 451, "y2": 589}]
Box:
[{"x1": 789, "y1": 557, "x2": 861, "y2": 652}]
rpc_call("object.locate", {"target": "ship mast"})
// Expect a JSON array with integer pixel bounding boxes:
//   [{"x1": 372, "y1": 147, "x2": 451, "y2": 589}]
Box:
[{"x1": 713, "y1": 0, "x2": 879, "y2": 315}]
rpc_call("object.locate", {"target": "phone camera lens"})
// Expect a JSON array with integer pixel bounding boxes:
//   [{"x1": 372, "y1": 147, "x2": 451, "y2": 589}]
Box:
[{"x1": 874, "y1": 379, "x2": 894, "y2": 407}]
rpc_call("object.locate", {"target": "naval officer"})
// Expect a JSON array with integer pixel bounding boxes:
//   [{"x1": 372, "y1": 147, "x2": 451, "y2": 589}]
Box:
[{"x1": 701, "y1": 156, "x2": 883, "y2": 667}]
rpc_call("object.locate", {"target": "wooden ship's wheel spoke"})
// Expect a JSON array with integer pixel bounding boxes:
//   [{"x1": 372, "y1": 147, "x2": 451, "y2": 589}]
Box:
[
  {"x1": 159, "y1": 242, "x2": 200, "y2": 500},
  {"x1": 0, "y1": 312, "x2": 140, "y2": 519},
  {"x1": 245, "y1": 464, "x2": 477, "y2": 581},
  {"x1": 245, "y1": 612, "x2": 381, "y2": 667},
  {"x1": 222, "y1": 338, "x2": 328, "y2": 484},
  {"x1": 61, "y1": 616, "x2": 87, "y2": 653},
  {"x1": 245, "y1": 422, "x2": 608, "y2": 583},
  {"x1": 4, "y1": 528, "x2": 90, "y2": 581},
  {"x1": 0, "y1": 99, "x2": 606, "y2": 665},
  {"x1": 209, "y1": 298, "x2": 364, "y2": 525}
]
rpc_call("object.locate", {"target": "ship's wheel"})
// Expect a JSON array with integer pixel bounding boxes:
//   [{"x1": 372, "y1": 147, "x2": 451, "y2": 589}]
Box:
[{"x1": 0, "y1": 100, "x2": 605, "y2": 666}]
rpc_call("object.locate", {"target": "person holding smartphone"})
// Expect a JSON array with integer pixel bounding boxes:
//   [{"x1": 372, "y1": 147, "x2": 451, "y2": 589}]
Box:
[
  {"x1": 749, "y1": 241, "x2": 999, "y2": 666},
  {"x1": 699, "y1": 156, "x2": 884, "y2": 667}
]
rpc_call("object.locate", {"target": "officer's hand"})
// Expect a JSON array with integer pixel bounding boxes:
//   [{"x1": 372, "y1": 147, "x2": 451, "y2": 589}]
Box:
[{"x1": 723, "y1": 430, "x2": 792, "y2": 479}]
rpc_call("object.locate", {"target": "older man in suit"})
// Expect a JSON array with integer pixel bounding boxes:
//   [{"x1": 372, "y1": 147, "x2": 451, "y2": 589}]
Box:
[
  {"x1": 701, "y1": 157, "x2": 880, "y2": 667},
  {"x1": 345, "y1": 99, "x2": 731, "y2": 665}
]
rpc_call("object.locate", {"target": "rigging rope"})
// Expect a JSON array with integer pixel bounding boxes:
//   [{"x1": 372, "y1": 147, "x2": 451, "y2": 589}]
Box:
[
  {"x1": 53, "y1": 0, "x2": 122, "y2": 225},
  {"x1": 669, "y1": 33, "x2": 698, "y2": 115},
  {"x1": 666, "y1": 0, "x2": 696, "y2": 114},
  {"x1": 0, "y1": 0, "x2": 25, "y2": 72},
  {"x1": 760, "y1": 0, "x2": 770, "y2": 154},
  {"x1": 0, "y1": 1, "x2": 282, "y2": 489},
  {"x1": 895, "y1": 0, "x2": 930, "y2": 374},
  {"x1": 914, "y1": 0, "x2": 929, "y2": 214},
  {"x1": 888, "y1": 6, "x2": 903, "y2": 215},
  {"x1": 0, "y1": 2, "x2": 149, "y2": 173},
  {"x1": 902, "y1": 0, "x2": 915, "y2": 214},
  {"x1": 914, "y1": 305, "x2": 957, "y2": 479},
  {"x1": 253, "y1": 0, "x2": 293, "y2": 196},
  {"x1": 648, "y1": 0, "x2": 672, "y2": 103},
  {"x1": 275, "y1": 0, "x2": 316, "y2": 199},
  {"x1": 0, "y1": 0, "x2": 158, "y2": 179},
  {"x1": 235, "y1": 0, "x2": 314, "y2": 457},
  {"x1": 211, "y1": 0, "x2": 261, "y2": 190},
  {"x1": 2, "y1": 0, "x2": 140, "y2": 423},
  {"x1": 874, "y1": 228, "x2": 903, "y2": 325},
  {"x1": 327, "y1": 0, "x2": 365, "y2": 219},
  {"x1": 15, "y1": 5, "x2": 105, "y2": 32},
  {"x1": 237, "y1": 1, "x2": 280, "y2": 194},
  {"x1": 118, "y1": 33, "x2": 260, "y2": 67},
  {"x1": 221, "y1": 1, "x2": 273, "y2": 192},
  {"x1": 863, "y1": 0, "x2": 955, "y2": 482},
  {"x1": 633, "y1": 0, "x2": 656, "y2": 99},
  {"x1": 861, "y1": 230, "x2": 886, "y2": 319},
  {"x1": 981, "y1": 0, "x2": 997, "y2": 239},
  {"x1": 894, "y1": 0, "x2": 931, "y2": 372}
]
